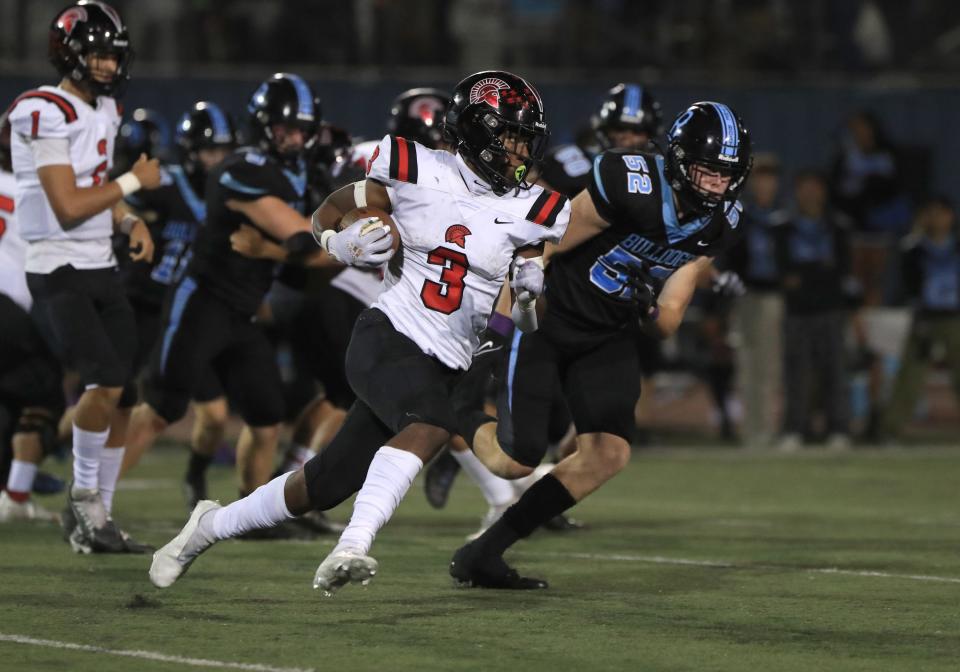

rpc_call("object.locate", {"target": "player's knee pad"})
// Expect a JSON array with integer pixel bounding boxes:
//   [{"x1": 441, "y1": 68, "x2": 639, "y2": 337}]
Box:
[{"x1": 15, "y1": 409, "x2": 59, "y2": 457}]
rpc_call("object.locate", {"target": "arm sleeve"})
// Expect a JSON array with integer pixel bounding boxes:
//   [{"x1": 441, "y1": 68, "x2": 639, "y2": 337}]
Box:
[
  {"x1": 29, "y1": 137, "x2": 71, "y2": 167},
  {"x1": 9, "y1": 100, "x2": 69, "y2": 141},
  {"x1": 217, "y1": 153, "x2": 286, "y2": 202},
  {"x1": 365, "y1": 135, "x2": 396, "y2": 186},
  {"x1": 586, "y1": 150, "x2": 658, "y2": 234}
]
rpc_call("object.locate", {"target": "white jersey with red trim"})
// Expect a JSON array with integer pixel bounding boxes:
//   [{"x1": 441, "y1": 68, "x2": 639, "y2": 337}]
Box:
[
  {"x1": 367, "y1": 134, "x2": 570, "y2": 370},
  {"x1": 0, "y1": 170, "x2": 31, "y2": 310},
  {"x1": 8, "y1": 85, "x2": 121, "y2": 249}
]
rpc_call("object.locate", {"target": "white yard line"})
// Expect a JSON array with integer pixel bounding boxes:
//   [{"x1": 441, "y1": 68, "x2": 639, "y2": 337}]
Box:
[
  {"x1": 527, "y1": 551, "x2": 960, "y2": 584},
  {"x1": 0, "y1": 634, "x2": 314, "y2": 672}
]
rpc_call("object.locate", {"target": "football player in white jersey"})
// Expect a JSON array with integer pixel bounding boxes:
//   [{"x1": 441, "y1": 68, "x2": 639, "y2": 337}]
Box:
[
  {"x1": 0, "y1": 122, "x2": 65, "y2": 524},
  {"x1": 150, "y1": 70, "x2": 571, "y2": 593},
  {"x1": 8, "y1": 1, "x2": 161, "y2": 552}
]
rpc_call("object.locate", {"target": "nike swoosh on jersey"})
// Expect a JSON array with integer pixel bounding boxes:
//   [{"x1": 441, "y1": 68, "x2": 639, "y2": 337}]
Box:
[
  {"x1": 697, "y1": 240, "x2": 709, "y2": 247},
  {"x1": 475, "y1": 340, "x2": 503, "y2": 356},
  {"x1": 494, "y1": 218, "x2": 513, "y2": 224}
]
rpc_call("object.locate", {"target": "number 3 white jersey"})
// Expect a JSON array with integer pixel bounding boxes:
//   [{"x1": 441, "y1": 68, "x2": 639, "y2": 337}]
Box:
[
  {"x1": 367, "y1": 134, "x2": 570, "y2": 370},
  {"x1": 8, "y1": 85, "x2": 121, "y2": 247}
]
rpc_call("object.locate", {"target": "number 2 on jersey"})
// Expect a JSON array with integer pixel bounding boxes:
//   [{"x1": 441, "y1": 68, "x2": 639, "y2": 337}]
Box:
[
  {"x1": 421, "y1": 246, "x2": 469, "y2": 314},
  {"x1": 91, "y1": 138, "x2": 109, "y2": 186}
]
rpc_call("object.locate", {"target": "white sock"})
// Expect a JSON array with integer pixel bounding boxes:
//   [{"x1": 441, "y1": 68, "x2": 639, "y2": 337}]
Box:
[
  {"x1": 451, "y1": 448, "x2": 515, "y2": 507},
  {"x1": 280, "y1": 444, "x2": 314, "y2": 473},
  {"x1": 511, "y1": 462, "x2": 555, "y2": 497},
  {"x1": 72, "y1": 424, "x2": 109, "y2": 491},
  {"x1": 334, "y1": 446, "x2": 423, "y2": 555},
  {"x1": 98, "y1": 447, "x2": 125, "y2": 515},
  {"x1": 6, "y1": 460, "x2": 38, "y2": 497},
  {"x1": 211, "y1": 472, "x2": 294, "y2": 540}
]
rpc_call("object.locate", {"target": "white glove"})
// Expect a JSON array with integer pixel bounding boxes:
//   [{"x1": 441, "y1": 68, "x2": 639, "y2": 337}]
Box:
[
  {"x1": 322, "y1": 217, "x2": 394, "y2": 268},
  {"x1": 711, "y1": 270, "x2": 745, "y2": 297},
  {"x1": 510, "y1": 256, "x2": 544, "y2": 308}
]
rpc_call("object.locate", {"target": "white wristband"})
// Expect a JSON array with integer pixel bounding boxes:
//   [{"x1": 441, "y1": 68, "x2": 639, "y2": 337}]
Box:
[
  {"x1": 115, "y1": 172, "x2": 142, "y2": 197},
  {"x1": 118, "y1": 214, "x2": 139, "y2": 235},
  {"x1": 353, "y1": 180, "x2": 368, "y2": 208},
  {"x1": 319, "y1": 229, "x2": 337, "y2": 254}
]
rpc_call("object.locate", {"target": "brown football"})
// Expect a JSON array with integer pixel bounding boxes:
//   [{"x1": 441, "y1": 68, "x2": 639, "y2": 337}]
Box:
[{"x1": 338, "y1": 206, "x2": 401, "y2": 254}]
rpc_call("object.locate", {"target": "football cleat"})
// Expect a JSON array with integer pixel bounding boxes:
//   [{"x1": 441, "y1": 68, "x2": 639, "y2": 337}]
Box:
[
  {"x1": 424, "y1": 450, "x2": 460, "y2": 509},
  {"x1": 543, "y1": 513, "x2": 584, "y2": 532},
  {"x1": 292, "y1": 510, "x2": 345, "y2": 535},
  {"x1": 449, "y1": 542, "x2": 548, "y2": 590},
  {"x1": 312, "y1": 548, "x2": 379, "y2": 597},
  {"x1": 67, "y1": 485, "x2": 126, "y2": 553},
  {"x1": 149, "y1": 499, "x2": 220, "y2": 588},
  {"x1": 0, "y1": 491, "x2": 60, "y2": 524}
]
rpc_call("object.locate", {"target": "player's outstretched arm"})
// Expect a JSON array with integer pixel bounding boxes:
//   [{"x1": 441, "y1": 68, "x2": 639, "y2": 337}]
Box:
[
  {"x1": 543, "y1": 189, "x2": 610, "y2": 264},
  {"x1": 37, "y1": 152, "x2": 161, "y2": 230},
  {"x1": 647, "y1": 257, "x2": 712, "y2": 338},
  {"x1": 310, "y1": 179, "x2": 392, "y2": 235}
]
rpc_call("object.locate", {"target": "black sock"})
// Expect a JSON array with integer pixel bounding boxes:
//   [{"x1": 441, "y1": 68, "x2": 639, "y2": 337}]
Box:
[
  {"x1": 475, "y1": 473, "x2": 576, "y2": 556},
  {"x1": 186, "y1": 452, "x2": 213, "y2": 481}
]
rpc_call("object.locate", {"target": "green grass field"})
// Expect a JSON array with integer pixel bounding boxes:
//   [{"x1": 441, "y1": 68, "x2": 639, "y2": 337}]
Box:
[{"x1": 2, "y1": 444, "x2": 959, "y2": 672}]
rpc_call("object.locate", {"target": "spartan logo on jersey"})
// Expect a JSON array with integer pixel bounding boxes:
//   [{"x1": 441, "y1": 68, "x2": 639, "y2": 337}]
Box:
[
  {"x1": 366, "y1": 146, "x2": 380, "y2": 175},
  {"x1": 469, "y1": 77, "x2": 509, "y2": 110},
  {"x1": 444, "y1": 224, "x2": 471, "y2": 249},
  {"x1": 56, "y1": 6, "x2": 88, "y2": 35}
]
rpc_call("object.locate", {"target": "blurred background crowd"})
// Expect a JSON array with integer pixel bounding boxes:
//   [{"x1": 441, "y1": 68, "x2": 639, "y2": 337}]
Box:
[{"x1": 2, "y1": 0, "x2": 959, "y2": 450}]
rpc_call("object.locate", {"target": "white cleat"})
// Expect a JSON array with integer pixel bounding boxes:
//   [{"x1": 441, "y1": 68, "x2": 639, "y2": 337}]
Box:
[
  {"x1": 149, "y1": 499, "x2": 220, "y2": 588},
  {"x1": 312, "y1": 548, "x2": 379, "y2": 597},
  {"x1": 466, "y1": 503, "x2": 511, "y2": 541},
  {"x1": 0, "y1": 491, "x2": 60, "y2": 524}
]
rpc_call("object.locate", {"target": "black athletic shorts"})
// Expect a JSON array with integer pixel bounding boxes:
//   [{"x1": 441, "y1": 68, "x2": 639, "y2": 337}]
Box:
[
  {"x1": 0, "y1": 294, "x2": 64, "y2": 413},
  {"x1": 27, "y1": 265, "x2": 137, "y2": 405},
  {"x1": 345, "y1": 308, "x2": 461, "y2": 434},
  {"x1": 496, "y1": 323, "x2": 641, "y2": 467},
  {"x1": 143, "y1": 275, "x2": 282, "y2": 427}
]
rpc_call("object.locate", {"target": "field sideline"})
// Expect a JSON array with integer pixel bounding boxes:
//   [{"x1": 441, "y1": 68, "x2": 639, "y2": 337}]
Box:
[{"x1": 1, "y1": 444, "x2": 958, "y2": 671}]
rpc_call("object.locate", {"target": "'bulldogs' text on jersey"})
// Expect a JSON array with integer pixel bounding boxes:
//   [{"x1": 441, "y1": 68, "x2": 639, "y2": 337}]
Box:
[
  {"x1": 367, "y1": 134, "x2": 570, "y2": 370},
  {"x1": 546, "y1": 148, "x2": 742, "y2": 337}
]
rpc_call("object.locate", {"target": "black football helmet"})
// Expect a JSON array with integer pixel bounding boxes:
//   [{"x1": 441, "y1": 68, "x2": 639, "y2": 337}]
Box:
[
  {"x1": 664, "y1": 102, "x2": 752, "y2": 215},
  {"x1": 387, "y1": 88, "x2": 450, "y2": 149},
  {"x1": 443, "y1": 71, "x2": 549, "y2": 196},
  {"x1": 114, "y1": 108, "x2": 170, "y2": 173},
  {"x1": 246, "y1": 73, "x2": 321, "y2": 168},
  {"x1": 591, "y1": 83, "x2": 662, "y2": 150},
  {"x1": 176, "y1": 101, "x2": 236, "y2": 177},
  {"x1": 48, "y1": 1, "x2": 132, "y2": 97}
]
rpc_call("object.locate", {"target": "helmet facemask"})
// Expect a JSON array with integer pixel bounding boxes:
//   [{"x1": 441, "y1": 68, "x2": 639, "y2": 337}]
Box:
[{"x1": 461, "y1": 109, "x2": 548, "y2": 195}]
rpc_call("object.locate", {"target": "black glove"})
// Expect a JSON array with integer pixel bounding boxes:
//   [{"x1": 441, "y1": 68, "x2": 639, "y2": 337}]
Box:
[{"x1": 626, "y1": 262, "x2": 657, "y2": 313}]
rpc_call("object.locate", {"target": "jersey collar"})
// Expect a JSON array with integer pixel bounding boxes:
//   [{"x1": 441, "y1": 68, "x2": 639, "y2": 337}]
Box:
[{"x1": 455, "y1": 152, "x2": 492, "y2": 196}]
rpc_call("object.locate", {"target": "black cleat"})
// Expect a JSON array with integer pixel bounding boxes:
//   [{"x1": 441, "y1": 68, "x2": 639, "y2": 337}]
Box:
[
  {"x1": 449, "y1": 543, "x2": 548, "y2": 590},
  {"x1": 543, "y1": 513, "x2": 584, "y2": 532},
  {"x1": 291, "y1": 509, "x2": 345, "y2": 535},
  {"x1": 424, "y1": 450, "x2": 460, "y2": 509},
  {"x1": 119, "y1": 529, "x2": 154, "y2": 554}
]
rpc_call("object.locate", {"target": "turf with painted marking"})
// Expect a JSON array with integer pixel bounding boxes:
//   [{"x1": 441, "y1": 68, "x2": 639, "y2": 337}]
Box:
[{"x1": 1, "y1": 445, "x2": 958, "y2": 671}]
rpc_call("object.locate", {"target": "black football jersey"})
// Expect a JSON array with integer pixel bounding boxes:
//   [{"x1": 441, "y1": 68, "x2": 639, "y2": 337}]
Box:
[
  {"x1": 539, "y1": 143, "x2": 594, "y2": 198},
  {"x1": 122, "y1": 164, "x2": 207, "y2": 306},
  {"x1": 545, "y1": 148, "x2": 743, "y2": 338},
  {"x1": 188, "y1": 148, "x2": 308, "y2": 316}
]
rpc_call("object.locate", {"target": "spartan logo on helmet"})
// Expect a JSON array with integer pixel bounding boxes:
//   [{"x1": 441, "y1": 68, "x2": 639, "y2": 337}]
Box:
[
  {"x1": 444, "y1": 224, "x2": 472, "y2": 249},
  {"x1": 469, "y1": 77, "x2": 509, "y2": 110},
  {"x1": 56, "y1": 6, "x2": 87, "y2": 35}
]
